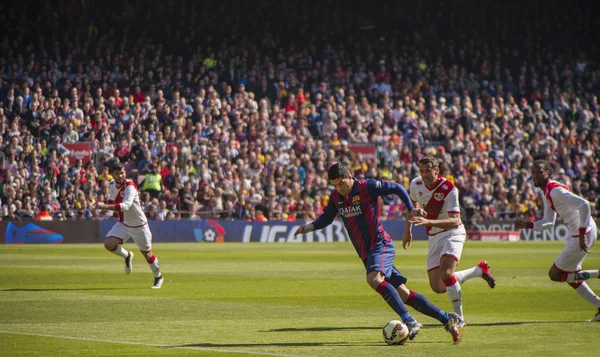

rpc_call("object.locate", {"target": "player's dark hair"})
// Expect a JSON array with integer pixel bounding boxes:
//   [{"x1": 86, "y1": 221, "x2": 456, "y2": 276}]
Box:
[
  {"x1": 532, "y1": 160, "x2": 553, "y2": 177},
  {"x1": 327, "y1": 162, "x2": 351, "y2": 181},
  {"x1": 110, "y1": 161, "x2": 124, "y2": 173},
  {"x1": 419, "y1": 155, "x2": 440, "y2": 170},
  {"x1": 104, "y1": 157, "x2": 119, "y2": 168}
]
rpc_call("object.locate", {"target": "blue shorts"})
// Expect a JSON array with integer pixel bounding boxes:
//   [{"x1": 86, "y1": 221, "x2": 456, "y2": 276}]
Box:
[{"x1": 363, "y1": 243, "x2": 408, "y2": 288}]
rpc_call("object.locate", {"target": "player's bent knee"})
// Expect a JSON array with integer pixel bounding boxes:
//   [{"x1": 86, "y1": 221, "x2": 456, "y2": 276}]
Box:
[
  {"x1": 396, "y1": 285, "x2": 410, "y2": 301},
  {"x1": 432, "y1": 285, "x2": 446, "y2": 294},
  {"x1": 367, "y1": 278, "x2": 379, "y2": 290},
  {"x1": 548, "y1": 269, "x2": 564, "y2": 282},
  {"x1": 439, "y1": 269, "x2": 454, "y2": 281},
  {"x1": 104, "y1": 237, "x2": 121, "y2": 251},
  {"x1": 139, "y1": 249, "x2": 153, "y2": 259},
  {"x1": 366, "y1": 273, "x2": 384, "y2": 290},
  {"x1": 429, "y1": 281, "x2": 446, "y2": 294}
]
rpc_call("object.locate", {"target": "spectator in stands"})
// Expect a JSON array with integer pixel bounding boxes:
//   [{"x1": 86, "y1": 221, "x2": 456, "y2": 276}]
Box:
[{"x1": 0, "y1": 0, "x2": 599, "y2": 225}]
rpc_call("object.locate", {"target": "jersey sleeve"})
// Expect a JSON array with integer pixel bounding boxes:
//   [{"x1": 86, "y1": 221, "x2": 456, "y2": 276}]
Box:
[
  {"x1": 551, "y1": 187, "x2": 591, "y2": 229},
  {"x1": 366, "y1": 179, "x2": 414, "y2": 211},
  {"x1": 443, "y1": 188, "x2": 461, "y2": 214},
  {"x1": 116, "y1": 185, "x2": 137, "y2": 212},
  {"x1": 533, "y1": 194, "x2": 557, "y2": 231},
  {"x1": 311, "y1": 194, "x2": 337, "y2": 230},
  {"x1": 409, "y1": 180, "x2": 418, "y2": 202}
]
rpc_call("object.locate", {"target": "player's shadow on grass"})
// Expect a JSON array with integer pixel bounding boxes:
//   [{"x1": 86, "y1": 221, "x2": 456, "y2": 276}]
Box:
[
  {"x1": 463, "y1": 321, "x2": 586, "y2": 326},
  {"x1": 177, "y1": 342, "x2": 395, "y2": 348},
  {"x1": 264, "y1": 324, "x2": 459, "y2": 332},
  {"x1": 0, "y1": 288, "x2": 143, "y2": 292},
  {"x1": 264, "y1": 321, "x2": 585, "y2": 333},
  {"x1": 264, "y1": 326, "x2": 382, "y2": 332}
]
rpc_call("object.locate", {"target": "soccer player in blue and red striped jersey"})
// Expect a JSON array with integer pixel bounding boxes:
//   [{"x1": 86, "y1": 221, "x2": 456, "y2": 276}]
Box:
[{"x1": 294, "y1": 163, "x2": 461, "y2": 343}]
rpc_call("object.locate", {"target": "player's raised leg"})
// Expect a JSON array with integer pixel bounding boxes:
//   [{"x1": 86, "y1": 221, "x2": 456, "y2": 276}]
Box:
[
  {"x1": 104, "y1": 231, "x2": 133, "y2": 275},
  {"x1": 563, "y1": 227, "x2": 599, "y2": 284},
  {"x1": 454, "y1": 261, "x2": 496, "y2": 288},
  {"x1": 570, "y1": 281, "x2": 600, "y2": 321},
  {"x1": 566, "y1": 269, "x2": 600, "y2": 283},
  {"x1": 549, "y1": 227, "x2": 600, "y2": 321},
  {"x1": 550, "y1": 263, "x2": 600, "y2": 321}
]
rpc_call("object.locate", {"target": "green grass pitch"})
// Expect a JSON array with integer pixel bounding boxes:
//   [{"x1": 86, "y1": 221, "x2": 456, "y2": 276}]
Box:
[{"x1": 1, "y1": 241, "x2": 599, "y2": 357}]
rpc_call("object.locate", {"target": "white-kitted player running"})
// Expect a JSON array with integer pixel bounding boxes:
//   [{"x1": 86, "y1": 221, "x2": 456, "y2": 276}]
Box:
[
  {"x1": 515, "y1": 159, "x2": 599, "y2": 321},
  {"x1": 94, "y1": 160, "x2": 163, "y2": 289},
  {"x1": 404, "y1": 155, "x2": 496, "y2": 327}
]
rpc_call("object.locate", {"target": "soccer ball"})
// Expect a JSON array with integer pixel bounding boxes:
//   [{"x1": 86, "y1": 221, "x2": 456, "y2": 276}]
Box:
[{"x1": 382, "y1": 320, "x2": 409, "y2": 345}]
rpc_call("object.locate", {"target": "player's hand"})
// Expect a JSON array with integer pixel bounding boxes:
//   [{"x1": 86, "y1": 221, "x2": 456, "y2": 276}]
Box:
[
  {"x1": 94, "y1": 202, "x2": 106, "y2": 210},
  {"x1": 408, "y1": 216, "x2": 429, "y2": 226},
  {"x1": 579, "y1": 235, "x2": 590, "y2": 254},
  {"x1": 294, "y1": 224, "x2": 314, "y2": 236},
  {"x1": 514, "y1": 220, "x2": 529, "y2": 230},
  {"x1": 402, "y1": 233, "x2": 412, "y2": 250},
  {"x1": 408, "y1": 208, "x2": 427, "y2": 218}
]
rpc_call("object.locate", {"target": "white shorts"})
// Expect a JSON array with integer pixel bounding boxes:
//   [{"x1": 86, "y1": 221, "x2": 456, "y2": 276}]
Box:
[
  {"x1": 554, "y1": 221, "x2": 598, "y2": 272},
  {"x1": 426, "y1": 231, "x2": 466, "y2": 272},
  {"x1": 106, "y1": 222, "x2": 153, "y2": 252}
]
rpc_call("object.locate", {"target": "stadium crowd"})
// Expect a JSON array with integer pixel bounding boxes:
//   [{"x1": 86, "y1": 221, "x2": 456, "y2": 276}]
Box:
[{"x1": 1, "y1": 0, "x2": 599, "y2": 228}]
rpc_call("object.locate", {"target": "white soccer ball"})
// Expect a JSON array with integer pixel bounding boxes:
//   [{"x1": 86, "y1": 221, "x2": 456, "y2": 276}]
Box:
[{"x1": 382, "y1": 320, "x2": 409, "y2": 345}]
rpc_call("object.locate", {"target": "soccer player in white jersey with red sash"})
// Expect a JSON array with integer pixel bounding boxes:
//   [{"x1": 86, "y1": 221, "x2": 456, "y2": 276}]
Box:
[
  {"x1": 94, "y1": 160, "x2": 163, "y2": 289},
  {"x1": 403, "y1": 156, "x2": 495, "y2": 327},
  {"x1": 515, "y1": 160, "x2": 600, "y2": 321}
]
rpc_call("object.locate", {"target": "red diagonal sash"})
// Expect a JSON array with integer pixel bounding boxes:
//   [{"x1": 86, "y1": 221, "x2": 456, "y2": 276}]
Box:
[
  {"x1": 544, "y1": 180, "x2": 569, "y2": 213},
  {"x1": 423, "y1": 180, "x2": 454, "y2": 235}
]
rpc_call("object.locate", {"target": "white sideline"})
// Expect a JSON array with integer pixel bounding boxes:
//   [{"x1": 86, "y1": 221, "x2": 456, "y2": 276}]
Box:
[{"x1": 0, "y1": 330, "x2": 314, "y2": 357}]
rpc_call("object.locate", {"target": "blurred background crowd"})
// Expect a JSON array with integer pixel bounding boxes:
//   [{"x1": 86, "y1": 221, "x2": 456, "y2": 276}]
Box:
[{"x1": 1, "y1": 0, "x2": 599, "y2": 228}]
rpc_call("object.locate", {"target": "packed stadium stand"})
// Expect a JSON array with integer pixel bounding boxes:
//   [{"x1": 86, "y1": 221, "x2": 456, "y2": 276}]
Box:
[{"x1": 1, "y1": 0, "x2": 599, "y2": 228}]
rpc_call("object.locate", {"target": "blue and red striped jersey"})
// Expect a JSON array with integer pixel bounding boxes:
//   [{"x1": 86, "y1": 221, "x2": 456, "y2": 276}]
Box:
[{"x1": 312, "y1": 179, "x2": 414, "y2": 259}]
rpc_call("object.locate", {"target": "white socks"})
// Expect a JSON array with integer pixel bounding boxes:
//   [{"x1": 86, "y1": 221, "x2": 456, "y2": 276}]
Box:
[
  {"x1": 147, "y1": 255, "x2": 161, "y2": 278},
  {"x1": 454, "y1": 266, "x2": 483, "y2": 284},
  {"x1": 567, "y1": 270, "x2": 600, "y2": 283},
  {"x1": 574, "y1": 282, "x2": 600, "y2": 308},
  {"x1": 443, "y1": 275, "x2": 464, "y2": 318},
  {"x1": 111, "y1": 245, "x2": 129, "y2": 258}
]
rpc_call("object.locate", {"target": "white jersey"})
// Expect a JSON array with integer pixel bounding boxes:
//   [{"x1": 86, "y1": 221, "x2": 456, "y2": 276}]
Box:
[
  {"x1": 409, "y1": 176, "x2": 465, "y2": 237},
  {"x1": 108, "y1": 179, "x2": 147, "y2": 227},
  {"x1": 534, "y1": 179, "x2": 593, "y2": 237}
]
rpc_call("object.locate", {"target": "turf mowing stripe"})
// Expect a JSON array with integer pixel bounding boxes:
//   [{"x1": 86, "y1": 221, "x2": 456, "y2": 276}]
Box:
[{"x1": 0, "y1": 330, "x2": 314, "y2": 357}]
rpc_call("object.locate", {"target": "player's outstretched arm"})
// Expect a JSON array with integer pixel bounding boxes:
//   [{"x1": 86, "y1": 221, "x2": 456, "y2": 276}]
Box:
[
  {"x1": 367, "y1": 179, "x2": 417, "y2": 212},
  {"x1": 514, "y1": 220, "x2": 531, "y2": 230},
  {"x1": 402, "y1": 220, "x2": 412, "y2": 249},
  {"x1": 514, "y1": 195, "x2": 556, "y2": 231},
  {"x1": 115, "y1": 186, "x2": 136, "y2": 211},
  {"x1": 409, "y1": 212, "x2": 462, "y2": 229},
  {"x1": 94, "y1": 201, "x2": 118, "y2": 211},
  {"x1": 94, "y1": 201, "x2": 123, "y2": 211},
  {"x1": 294, "y1": 198, "x2": 336, "y2": 236},
  {"x1": 93, "y1": 186, "x2": 136, "y2": 212},
  {"x1": 294, "y1": 223, "x2": 315, "y2": 236},
  {"x1": 402, "y1": 199, "x2": 420, "y2": 250}
]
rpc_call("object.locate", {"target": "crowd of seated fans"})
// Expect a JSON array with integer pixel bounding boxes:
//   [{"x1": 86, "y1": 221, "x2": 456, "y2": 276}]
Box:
[{"x1": 0, "y1": 0, "x2": 599, "y2": 228}]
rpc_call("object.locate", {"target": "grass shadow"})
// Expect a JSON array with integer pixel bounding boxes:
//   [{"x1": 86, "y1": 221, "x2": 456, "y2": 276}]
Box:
[
  {"x1": 264, "y1": 320, "x2": 588, "y2": 333},
  {"x1": 466, "y1": 321, "x2": 588, "y2": 327},
  {"x1": 0, "y1": 287, "x2": 144, "y2": 292},
  {"x1": 175, "y1": 342, "x2": 405, "y2": 348}
]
